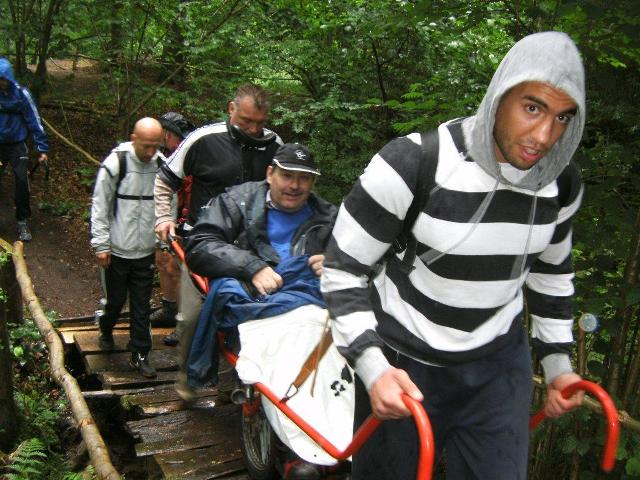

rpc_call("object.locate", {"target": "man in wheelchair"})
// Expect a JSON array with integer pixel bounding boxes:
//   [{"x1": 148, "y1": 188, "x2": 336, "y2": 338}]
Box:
[{"x1": 182, "y1": 143, "x2": 342, "y2": 479}]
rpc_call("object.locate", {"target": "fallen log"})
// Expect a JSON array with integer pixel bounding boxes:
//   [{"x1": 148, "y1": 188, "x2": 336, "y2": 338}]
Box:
[{"x1": 12, "y1": 241, "x2": 120, "y2": 480}]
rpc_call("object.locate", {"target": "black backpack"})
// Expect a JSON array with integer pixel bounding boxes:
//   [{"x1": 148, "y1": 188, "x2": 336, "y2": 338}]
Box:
[
  {"x1": 113, "y1": 151, "x2": 162, "y2": 217},
  {"x1": 387, "y1": 130, "x2": 440, "y2": 275}
]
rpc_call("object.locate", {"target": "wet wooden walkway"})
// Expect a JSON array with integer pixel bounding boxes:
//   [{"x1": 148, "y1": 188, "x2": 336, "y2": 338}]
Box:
[{"x1": 57, "y1": 314, "x2": 250, "y2": 480}]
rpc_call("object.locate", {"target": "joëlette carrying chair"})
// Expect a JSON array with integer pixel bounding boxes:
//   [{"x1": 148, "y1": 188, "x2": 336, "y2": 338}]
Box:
[
  {"x1": 169, "y1": 236, "x2": 435, "y2": 479},
  {"x1": 170, "y1": 237, "x2": 620, "y2": 479}
]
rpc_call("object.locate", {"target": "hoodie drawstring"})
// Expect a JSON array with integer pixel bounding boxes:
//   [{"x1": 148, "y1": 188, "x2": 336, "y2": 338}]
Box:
[{"x1": 422, "y1": 176, "x2": 501, "y2": 266}]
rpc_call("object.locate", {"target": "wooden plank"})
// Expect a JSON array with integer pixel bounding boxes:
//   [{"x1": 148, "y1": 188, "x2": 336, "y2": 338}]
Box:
[
  {"x1": 56, "y1": 312, "x2": 129, "y2": 326},
  {"x1": 57, "y1": 322, "x2": 129, "y2": 332},
  {"x1": 127, "y1": 403, "x2": 238, "y2": 440},
  {"x1": 82, "y1": 386, "x2": 157, "y2": 399},
  {"x1": 74, "y1": 329, "x2": 175, "y2": 355},
  {"x1": 100, "y1": 370, "x2": 177, "y2": 389},
  {"x1": 155, "y1": 446, "x2": 247, "y2": 480},
  {"x1": 125, "y1": 385, "x2": 218, "y2": 406},
  {"x1": 122, "y1": 384, "x2": 220, "y2": 416},
  {"x1": 126, "y1": 404, "x2": 239, "y2": 456},
  {"x1": 58, "y1": 323, "x2": 128, "y2": 345},
  {"x1": 83, "y1": 348, "x2": 178, "y2": 374},
  {"x1": 137, "y1": 395, "x2": 219, "y2": 416}
]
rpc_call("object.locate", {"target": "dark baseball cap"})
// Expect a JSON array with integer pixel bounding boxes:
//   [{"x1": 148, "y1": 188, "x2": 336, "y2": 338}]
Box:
[
  {"x1": 272, "y1": 143, "x2": 320, "y2": 176},
  {"x1": 159, "y1": 112, "x2": 195, "y2": 139}
]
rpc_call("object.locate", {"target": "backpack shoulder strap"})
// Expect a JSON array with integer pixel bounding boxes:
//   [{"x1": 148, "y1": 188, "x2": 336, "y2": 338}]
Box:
[
  {"x1": 396, "y1": 129, "x2": 440, "y2": 274},
  {"x1": 113, "y1": 151, "x2": 127, "y2": 217}
]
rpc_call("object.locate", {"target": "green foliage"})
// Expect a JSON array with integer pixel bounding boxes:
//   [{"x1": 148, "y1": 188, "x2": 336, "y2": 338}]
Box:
[
  {"x1": 0, "y1": 250, "x2": 9, "y2": 266},
  {"x1": 273, "y1": 92, "x2": 380, "y2": 204},
  {"x1": 2, "y1": 437, "x2": 86, "y2": 480},
  {"x1": 38, "y1": 199, "x2": 83, "y2": 217},
  {"x1": 9, "y1": 318, "x2": 48, "y2": 369},
  {"x1": 76, "y1": 166, "x2": 97, "y2": 190},
  {"x1": 6, "y1": 314, "x2": 83, "y2": 479},
  {"x1": 4, "y1": 438, "x2": 47, "y2": 480}
]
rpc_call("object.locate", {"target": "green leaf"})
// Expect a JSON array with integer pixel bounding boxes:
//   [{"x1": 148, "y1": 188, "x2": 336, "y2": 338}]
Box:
[
  {"x1": 626, "y1": 456, "x2": 640, "y2": 475},
  {"x1": 562, "y1": 434, "x2": 578, "y2": 454},
  {"x1": 626, "y1": 288, "x2": 640, "y2": 306}
]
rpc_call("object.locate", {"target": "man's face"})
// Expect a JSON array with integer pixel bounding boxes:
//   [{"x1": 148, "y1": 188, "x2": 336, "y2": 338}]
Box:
[
  {"x1": 0, "y1": 77, "x2": 9, "y2": 91},
  {"x1": 494, "y1": 81, "x2": 577, "y2": 170},
  {"x1": 228, "y1": 96, "x2": 268, "y2": 138},
  {"x1": 131, "y1": 130, "x2": 162, "y2": 163},
  {"x1": 266, "y1": 166, "x2": 316, "y2": 213}
]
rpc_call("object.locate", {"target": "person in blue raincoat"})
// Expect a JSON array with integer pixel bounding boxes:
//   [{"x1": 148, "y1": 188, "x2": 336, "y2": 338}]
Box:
[{"x1": 0, "y1": 58, "x2": 49, "y2": 242}]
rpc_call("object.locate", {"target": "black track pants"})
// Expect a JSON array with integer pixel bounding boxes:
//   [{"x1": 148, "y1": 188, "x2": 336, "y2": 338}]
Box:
[
  {"x1": 0, "y1": 142, "x2": 31, "y2": 221},
  {"x1": 100, "y1": 253, "x2": 155, "y2": 354},
  {"x1": 352, "y1": 328, "x2": 533, "y2": 480}
]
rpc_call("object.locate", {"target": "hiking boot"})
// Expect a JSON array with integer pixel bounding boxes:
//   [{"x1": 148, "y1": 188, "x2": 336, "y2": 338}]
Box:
[
  {"x1": 150, "y1": 299, "x2": 178, "y2": 327},
  {"x1": 284, "y1": 459, "x2": 321, "y2": 480},
  {"x1": 175, "y1": 372, "x2": 195, "y2": 402},
  {"x1": 17, "y1": 221, "x2": 32, "y2": 242},
  {"x1": 163, "y1": 330, "x2": 179, "y2": 346},
  {"x1": 98, "y1": 332, "x2": 115, "y2": 351},
  {"x1": 129, "y1": 352, "x2": 157, "y2": 378}
]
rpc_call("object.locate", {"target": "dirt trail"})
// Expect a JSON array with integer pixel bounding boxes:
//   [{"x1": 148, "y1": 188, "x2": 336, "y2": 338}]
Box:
[
  {"x1": 1, "y1": 59, "x2": 159, "y2": 318},
  {"x1": 0, "y1": 172, "x2": 103, "y2": 317}
]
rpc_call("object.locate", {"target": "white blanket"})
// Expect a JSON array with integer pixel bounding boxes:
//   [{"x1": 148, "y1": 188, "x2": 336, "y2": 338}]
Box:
[{"x1": 236, "y1": 304, "x2": 355, "y2": 465}]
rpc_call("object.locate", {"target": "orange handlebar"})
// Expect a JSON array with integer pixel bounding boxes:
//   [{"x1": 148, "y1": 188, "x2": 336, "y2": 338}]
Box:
[
  {"x1": 169, "y1": 236, "x2": 209, "y2": 294},
  {"x1": 529, "y1": 380, "x2": 619, "y2": 472},
  {"x1": 403, "y1": 393, "x2": 436, "y2": 480}
]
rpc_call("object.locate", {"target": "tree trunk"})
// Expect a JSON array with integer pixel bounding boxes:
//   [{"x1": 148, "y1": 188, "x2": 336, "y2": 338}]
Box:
[
  {"x1": 0, "y1": 244, "x2": 19, "y2": 451},
  {"x1": 161, "y1": 14, "x2": 187, "y2": 87},
  {"x1": 623, "y1": 307, "x2": 640, "y2": 410},
  {"x1": 32, "y1": 0, "x2": 67, "y2": 100},
  {"x1": 6, "y1": 0, "x2": 28, "y2": 76},
  {"x1": 607, "y1": 207, "x2": 640, "y2": 398}
]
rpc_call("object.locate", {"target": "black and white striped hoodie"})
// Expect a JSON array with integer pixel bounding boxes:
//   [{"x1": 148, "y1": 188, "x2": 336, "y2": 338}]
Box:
[{"x1": 320, "y1": 32, "x2": 586, "y2": 391}]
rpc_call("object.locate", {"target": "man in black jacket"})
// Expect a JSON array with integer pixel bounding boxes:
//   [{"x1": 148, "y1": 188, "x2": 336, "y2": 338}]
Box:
[
  {"x1": 154, "y1": 83, "x2": 282, "y2": 241},
  {"x1": 185, "y1": 142, "x2": 336, "y2": 294},
  {"x1": 154, "y1": 84, "x2": 282, "y2": 347}
]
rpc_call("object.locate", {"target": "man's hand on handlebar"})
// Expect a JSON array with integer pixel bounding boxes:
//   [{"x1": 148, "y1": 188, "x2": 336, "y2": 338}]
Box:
[
  {"x1": 370, "y1": 367, "x2": 424, "y2": 420},
  {"x1": 155, "y1": 220, "x2": 176, "y2": 243},
  {"x1": 251, "y1": 266, "x2": 283, "y2": 296},
  {"x1": 544, "y1": 372, "x2": 584, "y2": 418}
]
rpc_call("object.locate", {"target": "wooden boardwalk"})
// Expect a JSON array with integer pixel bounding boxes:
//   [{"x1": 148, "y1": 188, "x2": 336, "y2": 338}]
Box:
[{"x1": 57, "y1": 315, "x2": 250, "y2": 480}]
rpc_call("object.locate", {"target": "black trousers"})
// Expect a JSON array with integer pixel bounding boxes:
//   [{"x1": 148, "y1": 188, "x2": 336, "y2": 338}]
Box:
[
  {"x1": 0, "y1": 142, "x2": 31, "y2": 221},
  {"x1": 100, "y1": 254, "x2": 155, "y2": 354},
  {"x1": 352, "y1": 328, "x2": 533, "y2": 480}
]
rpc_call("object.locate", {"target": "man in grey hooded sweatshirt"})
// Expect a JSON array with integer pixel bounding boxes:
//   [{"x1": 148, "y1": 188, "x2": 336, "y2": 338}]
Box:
[{"x1": 321, "y1": 32, "x2": 585, "y2": 479}]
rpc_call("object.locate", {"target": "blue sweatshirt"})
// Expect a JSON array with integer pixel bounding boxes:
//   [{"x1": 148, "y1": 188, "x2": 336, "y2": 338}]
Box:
[{"x1": 0, "y1": 58, "x2": 49, "y2": 152}]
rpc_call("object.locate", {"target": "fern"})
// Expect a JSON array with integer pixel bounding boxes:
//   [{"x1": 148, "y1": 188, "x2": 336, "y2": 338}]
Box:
[
  {"x1": 61, "y1": 472, "x2": 86, "y2": 480},
  {"x1": 5, "y1": 438, "x2": 47, "y2": 480}
]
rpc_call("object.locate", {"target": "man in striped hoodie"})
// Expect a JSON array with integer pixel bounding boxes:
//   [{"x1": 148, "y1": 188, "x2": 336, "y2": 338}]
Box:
[{"x1": 321, "y1": 32, "x2": 586, "y2": 479}]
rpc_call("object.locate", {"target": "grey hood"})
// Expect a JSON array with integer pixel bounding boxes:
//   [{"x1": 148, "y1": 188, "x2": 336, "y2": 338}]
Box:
[{"x1": 462, "y1": 31, "x2": 586, "y2": 191}]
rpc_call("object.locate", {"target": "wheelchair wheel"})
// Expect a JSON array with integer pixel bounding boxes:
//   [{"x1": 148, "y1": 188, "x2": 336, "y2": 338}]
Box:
[{"x1": 241, "y1": 402, "x2": 279, "y2": 480}]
